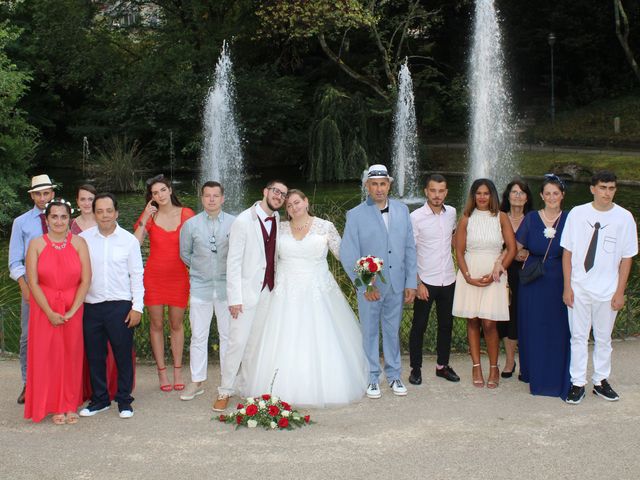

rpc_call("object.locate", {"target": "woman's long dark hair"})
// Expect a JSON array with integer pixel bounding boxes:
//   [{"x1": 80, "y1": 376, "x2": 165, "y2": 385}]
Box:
[
  {"x1": 145, "y1": 174, "x2": 183, "y2": 207},
  {"x1": 462, "y1": 178, "x2": 500, "y2": 217},
  {"x1": 500, "y1": 179, "x2": 534, "y2": 214}
]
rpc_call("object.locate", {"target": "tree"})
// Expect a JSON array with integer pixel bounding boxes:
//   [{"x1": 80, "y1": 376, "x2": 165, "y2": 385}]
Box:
[
  {"x1": 614, "y1": 0, "x2": 640, "y2": 83},
  {"x1": 0, "y1": 22, "x2": 38, "y2": 232},
  {"x1": 255, "y1": 0, "x2": 442, "y2": 100}
]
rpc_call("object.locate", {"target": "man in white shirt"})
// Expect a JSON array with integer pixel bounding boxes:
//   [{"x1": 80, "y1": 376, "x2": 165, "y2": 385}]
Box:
[
  {"x1": 79, "y1": 193, "x2": 144, "y2": 419},
  {"x1": 561, "y1": 171, "x2": 638, "y2": 404},
  {"x1": 409, "y1": 174, "x2": 459, "y2": 385}
]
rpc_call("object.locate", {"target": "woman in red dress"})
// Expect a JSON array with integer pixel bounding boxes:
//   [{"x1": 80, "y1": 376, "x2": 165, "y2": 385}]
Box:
[
  {"x1": 24, "y1": 199, "x2": 91, "y2": 424},
  {"x1": 135, "y1": 175, "x2": 194, "y2": 391}
]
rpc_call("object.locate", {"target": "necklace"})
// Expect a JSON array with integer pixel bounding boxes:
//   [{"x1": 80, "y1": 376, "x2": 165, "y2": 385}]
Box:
[
  {"x1": 291, "y1": 217, "x2": 311, "y2": 232},
  {"x1": 540, "y1": 209, "x2": 561, "y2": 226},
  {"x1": 49, "y1": 234, "x2": 68, "y2": 250}
]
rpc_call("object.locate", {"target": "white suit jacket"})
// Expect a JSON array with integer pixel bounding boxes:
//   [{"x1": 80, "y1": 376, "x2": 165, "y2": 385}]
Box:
[{"x1": 226, "y1": 202, "x2": 279, "y2": 308}]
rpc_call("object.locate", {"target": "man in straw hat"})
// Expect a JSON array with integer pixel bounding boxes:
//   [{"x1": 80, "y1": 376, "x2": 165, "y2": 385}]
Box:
[
  {"x1": 341, "y1": 164, "x2": 417, "y2": 399},
  {"x1": 8, "y1": 174, "x2": 56, "y2": 404}
]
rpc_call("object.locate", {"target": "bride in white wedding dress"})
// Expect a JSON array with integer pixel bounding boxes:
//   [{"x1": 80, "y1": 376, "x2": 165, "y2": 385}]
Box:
[{"x1": 243, "y1": 189, "x2": 368, "y2": 407}]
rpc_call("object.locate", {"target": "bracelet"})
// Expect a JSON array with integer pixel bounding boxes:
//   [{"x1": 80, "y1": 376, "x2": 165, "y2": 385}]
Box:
[{"x1": 464, "y1": 271, "x2": 470, "y2": 277}]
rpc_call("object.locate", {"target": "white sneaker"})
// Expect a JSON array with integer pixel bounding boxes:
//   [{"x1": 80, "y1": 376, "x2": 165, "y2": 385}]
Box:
[
  {"x1": 180, "y1": 382, "x2": 205, "y2": 401},
  {"x1": 390, "y1": 379, "x2": 408, "y2": 396},
  {"x1": 366, "y1": 383, "x2": 382, "y2": 399},
  {"x1": 119, "y1": 409, "x2": 134, "y2": 419}
]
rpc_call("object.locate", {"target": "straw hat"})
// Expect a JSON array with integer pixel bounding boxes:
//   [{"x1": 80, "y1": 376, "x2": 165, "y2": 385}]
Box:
[{"x1": 28, "y1": 174, "x2": 57, "y2": 193}]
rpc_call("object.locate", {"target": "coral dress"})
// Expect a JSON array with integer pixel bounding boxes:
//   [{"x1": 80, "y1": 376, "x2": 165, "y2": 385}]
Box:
[
  {"x1": 136, "y1": 207, "x2": 195, "y2": 307},
  {"x1": 24, "y1": 233, "x2": 84, "y2": 422}
]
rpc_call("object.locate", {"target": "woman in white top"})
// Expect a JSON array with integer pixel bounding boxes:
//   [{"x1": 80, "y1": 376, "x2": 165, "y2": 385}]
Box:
[{"x1": 452, "y1": 179, "x2": 516, "y2": 389}]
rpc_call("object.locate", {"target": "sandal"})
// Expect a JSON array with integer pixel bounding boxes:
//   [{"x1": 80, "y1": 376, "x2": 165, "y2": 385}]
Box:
[
  {"x1": 66, "y1": 412, "x2": 79, "y2": 425},
  {"x1": 487, "y1": 365, "x2": 500, "y2": 389},
  {"x1": 173, "y1": 365, "x2": 185, "y2": 391},
  {"x1": 158, "y1": 366, "x2": 172, "y2": 392},
  {"x1": 472, "y1": 363, "x2": 484, "y2": 388},
  {"x1": 52, "y1": 414, "x2": 66, "y2": 425}
]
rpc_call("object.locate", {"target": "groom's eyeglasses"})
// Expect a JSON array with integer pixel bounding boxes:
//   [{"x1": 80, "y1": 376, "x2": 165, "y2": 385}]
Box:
[
  {"x1": 268, "y1": 187, "x2": 288, "y2": 198},
  {"x1": 209, "y1": 234, "x2": 217, "y2": 253}
]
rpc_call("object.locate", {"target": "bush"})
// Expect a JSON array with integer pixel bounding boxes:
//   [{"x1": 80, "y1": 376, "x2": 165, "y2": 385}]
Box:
[{"x1": 89, "y1": 136, "x2": 146, "y2": 192}]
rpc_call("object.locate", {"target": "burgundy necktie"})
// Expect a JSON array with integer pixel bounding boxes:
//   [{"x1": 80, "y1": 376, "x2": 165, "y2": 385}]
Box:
[{"x1": 39, "y1": 213, "x2": 48, "y2": 234}]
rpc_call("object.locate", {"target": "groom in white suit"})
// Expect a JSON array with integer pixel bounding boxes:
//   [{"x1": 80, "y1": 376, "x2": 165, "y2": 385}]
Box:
[
  {"x1": 341, "y1": 165, "x2": 417, "y2": 399},
  {"x1": 212, "y1": 180, "x2": 288, "y2": 411}
]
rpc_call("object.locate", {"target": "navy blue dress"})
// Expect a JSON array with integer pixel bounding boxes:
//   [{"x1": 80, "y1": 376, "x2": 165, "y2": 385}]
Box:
[{"x1": 516, "y1": 211, "x2": 571, "y2": 399}]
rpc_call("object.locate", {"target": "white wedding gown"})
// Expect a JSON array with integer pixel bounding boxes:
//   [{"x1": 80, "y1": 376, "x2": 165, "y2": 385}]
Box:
[{"x1": 243, "y1": 218, "x2": 368, "y2": 407}]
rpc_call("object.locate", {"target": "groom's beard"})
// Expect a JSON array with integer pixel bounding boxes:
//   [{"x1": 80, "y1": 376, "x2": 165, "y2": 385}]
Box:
[{"x1": 266, "y1": 199, "x2": 281, "y2": 212}]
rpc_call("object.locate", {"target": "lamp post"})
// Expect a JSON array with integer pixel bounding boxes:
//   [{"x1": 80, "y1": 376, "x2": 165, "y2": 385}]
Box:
[{"x1": 548, "y1": 32, "x2": 556, "y2": 125}]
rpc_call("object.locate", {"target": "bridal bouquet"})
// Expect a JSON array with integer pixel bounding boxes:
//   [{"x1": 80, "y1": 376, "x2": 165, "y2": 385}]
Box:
[
  {"x1": 217, "y1": 394, "x2": 312, "y2": 431},
  {"x1": 354, "y1": 255, "x2": 386, "y2": 293}
]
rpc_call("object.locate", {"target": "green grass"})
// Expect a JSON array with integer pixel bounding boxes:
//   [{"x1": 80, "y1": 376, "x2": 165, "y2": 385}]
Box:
[
  {"x1": 427, "y1": 148, "x2": 640, "y2": 182},
  {"x1": 526, "y1": 95, "x2": 640, "y2": 148}
]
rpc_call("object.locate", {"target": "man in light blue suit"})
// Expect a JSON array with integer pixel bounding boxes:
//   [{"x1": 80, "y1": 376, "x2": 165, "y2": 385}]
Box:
[{"x1": 341, "y1": 164, "x2": 417, "y2": 399}]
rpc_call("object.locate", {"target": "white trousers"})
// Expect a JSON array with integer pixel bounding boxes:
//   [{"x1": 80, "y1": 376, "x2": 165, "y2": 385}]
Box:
[
  {"x1": 218, "y1": 288, "x2": 272, "y2": 396},
  {"x1": 567, "y1": 286, "x2": 618, "y2": 386},
  {"x1": 189, "y1": 296, "x2": 231, "y2": 383}
]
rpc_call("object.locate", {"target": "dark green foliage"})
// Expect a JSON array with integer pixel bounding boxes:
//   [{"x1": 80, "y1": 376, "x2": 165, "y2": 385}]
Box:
[{"x1": 0, "y1": 22, "x2": 38, "y2": 233}]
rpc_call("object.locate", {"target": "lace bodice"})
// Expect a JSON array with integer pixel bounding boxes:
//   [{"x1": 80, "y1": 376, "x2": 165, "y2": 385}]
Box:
[{"x1": 277, "y1": 218, "x2": 341, "y2": 275}]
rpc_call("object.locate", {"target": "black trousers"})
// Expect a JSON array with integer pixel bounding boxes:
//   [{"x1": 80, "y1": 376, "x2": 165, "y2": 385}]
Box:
[
  {"x1": 409, "y1": 282, "x2": 456, "y2": 369},
  {"x1": 84, "y1": 301, "x2": 135, "y2": 407}
]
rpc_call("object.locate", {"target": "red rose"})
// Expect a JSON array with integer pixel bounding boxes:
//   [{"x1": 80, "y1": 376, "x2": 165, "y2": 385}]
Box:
[
  {"x1": 268, "y1": 405, "x2": 280, "y2": 416},
  {"x1": 236, "y1": 403, "x2": 244, "y2": 410},
  {"x1": 245, "y1": 404, "x2": 258, "y2": 416},
  {"x1": 236, "y1": 415, "x2": 243, "y2": 424},
  {"x1": 218, "y1": 415, "x2": 226, "y2": 422},
  {"x1": 280, "y1": 401, "x2": 291, "y2": 411},
  {"x1": 261, "y1": 394, "x2": 271, "y2": 400},
  {"x1": 278, "y1": 418, "x2": 289, "y2": 428},
  {"x1": 368, "y1": 261, "x2": 378, "y2": 273},
  {"x1": 304, "y1": 415, "x2": 310, "y2": 423},
  {"x1": 366, "y1": 256, "x2": 374, "y2": 263}
]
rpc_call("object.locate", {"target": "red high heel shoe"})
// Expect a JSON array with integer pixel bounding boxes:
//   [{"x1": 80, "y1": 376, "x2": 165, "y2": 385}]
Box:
[
  {"x1": 157, "y1": 366, "x2": 172, "y2": 392},
  {"x1": 173, "y1": 365, "x2": 185, "y2": 391}
]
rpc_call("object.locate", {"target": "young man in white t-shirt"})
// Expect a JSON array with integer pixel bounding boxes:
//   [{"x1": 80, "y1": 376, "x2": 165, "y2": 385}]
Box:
[{"x1": 560, "y1": 171, "x2": 638, "y2": 404}]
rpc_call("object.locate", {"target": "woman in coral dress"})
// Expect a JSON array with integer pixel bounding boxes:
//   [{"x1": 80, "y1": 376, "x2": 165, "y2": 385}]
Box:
[
  {"x1": 135, "y1": 175, "x2": 194, "y2": 391},
  {"x1": 24, "y1": 199, "x2": 91, "y2": 424}
]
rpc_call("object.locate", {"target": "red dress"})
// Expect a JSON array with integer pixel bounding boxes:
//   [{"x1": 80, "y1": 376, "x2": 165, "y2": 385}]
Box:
[
  {"x1": 24, "y1": 233, "x2": 84, "y2": 422},
  {"x1": 136, "y1": 207, "x2": 195, "y2": 308}
]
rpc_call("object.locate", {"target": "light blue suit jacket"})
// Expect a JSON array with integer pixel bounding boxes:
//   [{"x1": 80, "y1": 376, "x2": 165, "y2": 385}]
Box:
[{"x1": 340, "y1": 197, "x2": 417, "y2": 295}]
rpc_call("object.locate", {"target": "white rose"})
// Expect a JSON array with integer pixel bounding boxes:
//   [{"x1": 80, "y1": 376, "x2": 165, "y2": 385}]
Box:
[
  {"x1": 246, "y1": 397, "x2": 255, "y2": 404},
  {"x1": 282, "y1": 410, "x2": 290, "y2": 417},
  {"x1": 239, "y1": 408, "x2": 246, "y2": 415},
  {"x1": 259, "y1": 401, "x2": 266, "y2": 409},
  {"x1": 247, "y1": 420, "x2": 258, "y2": 428},
  {"x1": 270, "y1": 421, "x2": 277, "y2": 429},
  {"x1": 271, "y1": 395, "x2": 279, "y2": 403}
]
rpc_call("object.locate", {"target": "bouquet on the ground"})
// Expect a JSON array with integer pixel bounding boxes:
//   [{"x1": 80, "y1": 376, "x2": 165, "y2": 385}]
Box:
[
  {"x1": 354, "y1": 255, "x2": 386, "y2": 293},
  {"x1": 217, "y1": 394, "x2": 312, "y2": 431}
]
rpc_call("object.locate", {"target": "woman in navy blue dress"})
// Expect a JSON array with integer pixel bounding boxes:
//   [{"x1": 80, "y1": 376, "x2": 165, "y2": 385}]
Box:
[{"x1": 516, "y1": 174, "x2": 571, "y2": 399}]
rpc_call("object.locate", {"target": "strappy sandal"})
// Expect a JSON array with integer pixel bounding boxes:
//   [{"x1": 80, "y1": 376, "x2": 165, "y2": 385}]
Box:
[
  {"x1": 158, "y1": 366, "x2": 172, "y2": 392},
  {"x1": 487, "y1": 365, "x2": 500, "y2": 389},
  {"x1": 66, "y1": 412, "x2": 79, "y2": 424},
  {"x1": 52, "y1": 414, "x2": 66, "y2": 425},
  {"x1": 173, "y1": 365, "x2": 185, "y2": 391},
  {"x1": 472, "y1": 363, "x2": 484, "y2": 388}
]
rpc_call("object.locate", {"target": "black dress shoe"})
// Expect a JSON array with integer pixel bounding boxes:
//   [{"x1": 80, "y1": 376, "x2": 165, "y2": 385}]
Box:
[
  {"x1": 408, "y1": 369, "x2": 422, "y2": 385},
  {"x1": 17, "y1": 384, "x2": 26, "y2": 404},
  {"x1": 501, "y1": 361, "x2": 517, "y2": 379},
  {"x1": 436, "y1": 365, "x2": 460, "y2": 382}
]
